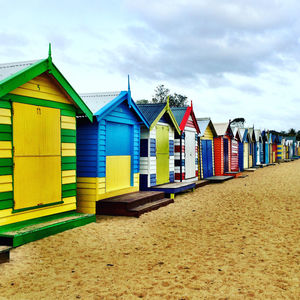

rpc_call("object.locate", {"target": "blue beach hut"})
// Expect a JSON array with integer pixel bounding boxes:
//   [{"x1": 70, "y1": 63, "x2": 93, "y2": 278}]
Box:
[
  {"x1": 197, "y1": 118, "x2": 218, "y2": 179},
  {"x1": 76, "y1": 89, "x2": 149, "y2": 214}
]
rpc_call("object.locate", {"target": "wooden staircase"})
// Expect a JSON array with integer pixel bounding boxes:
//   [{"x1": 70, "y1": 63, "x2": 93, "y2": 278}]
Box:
[{"x1": 97, "y1": 191, "x2": 174, "y2": 217}]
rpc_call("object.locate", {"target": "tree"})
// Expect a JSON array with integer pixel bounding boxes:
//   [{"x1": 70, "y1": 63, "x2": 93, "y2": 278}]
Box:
[
  {"x1": 152, "y1": 84, "x2": 188, "y2": 107},
  {"x1": 169, "y1": 93, "x2": 188, "y2": 107},
  {"x1": 230, "y1": 118, "x2": 245, "y2": 128},
  {"x1": 152, "y1": 84, "x2": 169, "y2": 104},
  {"x1": 296, "y1": 130, "x2": 300, "y2": 141},
  {"x1": 288, "y1": 128, "x2": 296, "y2": 136},
  {"x1": 135, "y1": 99, "x2": 149, "y2": 104}
]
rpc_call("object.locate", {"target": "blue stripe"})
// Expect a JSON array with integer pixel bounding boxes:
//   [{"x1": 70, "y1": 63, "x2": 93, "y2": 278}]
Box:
[
  {"x1": 150, "y1": 174, "x2": 156, "y2": 186},
  {"x1": 169, "y1": 140, "x2": 174, "y2": 156},
  {"x1": 169, "y1": 171, "x2": 174, "y2": 183},
  {"x1": 150, "y1": 139, "x2": 156, "y2": 157}
]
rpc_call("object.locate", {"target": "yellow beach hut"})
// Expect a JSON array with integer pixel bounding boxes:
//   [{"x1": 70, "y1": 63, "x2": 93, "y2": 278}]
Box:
[{"x1": 0, "y1": 48, "x2": 95, "y2": 248}]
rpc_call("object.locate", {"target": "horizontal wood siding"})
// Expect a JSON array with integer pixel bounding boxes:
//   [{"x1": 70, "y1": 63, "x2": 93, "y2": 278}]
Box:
[
  {"x1": 0, "y1": 71, "x2": 78, "y2": 227},
  {"x1": 10, "y1": 73, "x2": 73, "y2": 105},
  {"x1": 76, "y1": 117, "x2": 98, "y2": 177}
]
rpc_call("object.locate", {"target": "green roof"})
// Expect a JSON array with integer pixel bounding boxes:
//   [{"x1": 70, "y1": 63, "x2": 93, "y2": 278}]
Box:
[{"x1": 0, "y1": 56, "x2": 93, "y2": 121}]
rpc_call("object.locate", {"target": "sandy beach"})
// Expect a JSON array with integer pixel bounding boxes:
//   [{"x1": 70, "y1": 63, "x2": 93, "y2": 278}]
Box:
[{"x1": 0, "y1": 161, "x2": 299, "y2": 299}]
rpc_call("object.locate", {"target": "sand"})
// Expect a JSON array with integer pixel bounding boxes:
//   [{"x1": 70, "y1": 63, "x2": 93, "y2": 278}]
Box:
[{"x1": 0, "y1": 161, "x2": 299, "y2": 299}]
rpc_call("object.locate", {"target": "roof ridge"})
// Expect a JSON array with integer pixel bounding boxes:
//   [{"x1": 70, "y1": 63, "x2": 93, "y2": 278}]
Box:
[
  {"x1": 80, "y1": 91, "x2": 121, "y2": 97},
  {"x1": 0, "y1": 59, "x2": 40, "y2": 68}
]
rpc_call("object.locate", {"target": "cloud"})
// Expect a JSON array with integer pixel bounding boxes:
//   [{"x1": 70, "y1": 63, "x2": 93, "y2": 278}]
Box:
[
  {"x1": 103, "y1": 0, "x2": 300, "y2": 84},
  {"x1": 0, "y1": 32, "x2": 29, "y2": 59},
  {"x1": 237, "y1": 84, "x2": 263, "y2": 96}
]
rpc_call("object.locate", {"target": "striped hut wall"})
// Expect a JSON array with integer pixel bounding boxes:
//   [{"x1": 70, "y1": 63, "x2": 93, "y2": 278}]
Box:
[
  {"x1": 169, "y1": 126, "x2": 175, "y2": 182},
  {"x1": 277, "y1": 144, "x2": 282, "y2": 160},
  {"x1": 139, "y1": 125, "x2": 149, "y2": 189},
  {"x1": 149, "y1": 126, "x2": 157, "y2": 187},
  {"x1": 175, "y1": 132, "x2": 185, "y2": 181},
  {"x1": 174, "y1": 130, "x2": 182, "y2": 182}
]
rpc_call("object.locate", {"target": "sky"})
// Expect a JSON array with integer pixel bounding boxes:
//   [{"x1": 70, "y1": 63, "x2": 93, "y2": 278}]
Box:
[{"x1": 1, "y1": 0, "x2": 299, "y2": 131}]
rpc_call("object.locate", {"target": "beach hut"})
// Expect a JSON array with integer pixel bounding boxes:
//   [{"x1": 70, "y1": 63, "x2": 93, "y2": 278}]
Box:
[
  {"x1": 285, "y1": 137, "x2": 296, "y2": 159},
  {"x1": 282, "y1": 137, "x2": 287, "y2": 160},
  {"x1": 231, "y1": 129, "x2": 240, "y2": 172},
  {"x1": 254, "y1": 129, "x2": 263, "y2": 166},
  {"x1": 262, "y1": 131, "x2": 269, "y2": 164},
  {"x1": 138, "y1": 100, "x2": 181, "y2": 190},
  {"x1": 241, "y1": 129, "x2": 250, "y2": 169},
  {"x1": 76, "y1": 88, "x2": 150, "y2": 214},
  {"x1": 0, "y1": 48, "x2": 95, "y2": 246},
  {"x1": 197, "y1": 118, "x2": 217, "y2": 179},
  {"x1": 247, "y1": 128, "x2": 255, "y2": 167},
  {"x1": 171, "y1": 103, "x2": 200, "y2": 182},
  {"x1": 277, "y1": 136, "x2": 283, "y2": 161},
  {"x1": 234, "y1": 128, "x2": 244, "y2": 171},
  {"x1": 213, "y1": 122, "x2": 234, "y2": 175},
  {"x1": 272, "y1": 134, "x2": 278, "y2": 162},
  {"x1": 268, "y1": 132, "x2": 273, "y2": 163}
]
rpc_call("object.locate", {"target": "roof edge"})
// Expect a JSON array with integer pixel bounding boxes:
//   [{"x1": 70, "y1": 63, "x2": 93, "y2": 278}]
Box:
[{"x1": 0, "y1": 57, "x2": 93, "y2": 121}]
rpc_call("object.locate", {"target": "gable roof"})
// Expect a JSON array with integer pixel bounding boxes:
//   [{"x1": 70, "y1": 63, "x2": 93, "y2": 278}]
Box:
[
  {"x1": 243, "y1": 128, "x2": 250, "y2": 142},
  {"x1": 234, "y1": 127, "x2": 243, "y2": 142},
  {"x1": 80, "y1": 91, "x2": 149, "y2": 127},
  {"x1": 137, "y1": 103, "x2": 165, "y2": 125},
  {"x1": 171, "y1": 105, "x2": 200, "y2": 133},
  {"x1": 80, "y1": 91, "x2": 121, "y2": 114},
  {"x1": 0, "y1": 55, "x2": 93, "y2": 121},
  {"x1": 248, "y1": 128, "x2": 255, "y2": 142},
  {"x1": 254, "y1": 129, "x2": 262, "y2": 142},
  {"x1": 197, "y1": 117, "x2": 217, "y2": 137},
  {"x1": 137, "y1": 101, "x2": 181, "y2": 135},
  {"x1": 171, "y1": 107, "x2": 187, "y2": 126},
  {"x1": 213, "y1": 122, "x2": 233, "y2": 137}
]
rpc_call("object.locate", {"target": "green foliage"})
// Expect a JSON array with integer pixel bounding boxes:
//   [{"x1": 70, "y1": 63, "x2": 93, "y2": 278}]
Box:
[
  {"x1": 288, "y1": 128, "x2": 296, "y2": 136},
  {"x1": 169, "y1": 93, "x2": 188, "y2": 107},
  {"x1": 152, "y1": 84, "x2": 170, "y2": 104},
  {"x1": 135, "y1": 99, "x2": 149, "y2": 104},
  {"x1": 151, "y1": 84, "x2": 188, "y2": 107},
  {"x1": 136, "y1": 84, "x2": 188, "y2": 107},
  {"x1": 230, "y1": 118, "x2": 245, "y2": 128}
]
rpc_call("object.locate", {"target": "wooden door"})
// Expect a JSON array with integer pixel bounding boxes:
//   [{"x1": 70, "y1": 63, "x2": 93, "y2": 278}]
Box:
[
  {"x1": 156, "y1": 125, "x2": 169, "y2": 185},
  {"x1": 106, "y1": 122, "x2": 132, "y2": 192},
  {"x1": 185, "y1": 131, "x2": 195, "y2": 179},
  {"x1": 243, "y1": 142, "x2": 249, "y2": 169},
  {"x1": 223, "y1": 138, "x2": 229, "y2": 173},
  {"x1": 13, "y1": 103, "x2": 61, "y2": 210}
]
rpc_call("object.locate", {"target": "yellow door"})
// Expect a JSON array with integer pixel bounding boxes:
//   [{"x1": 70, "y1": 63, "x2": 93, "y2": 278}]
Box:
[
  {"x1": 156, "y1": 125, "x2": 169, "y2": 185},
  {"x1": 13, "y1": 103, "x2": 61, "y2": 210},
  {"x1": 243, "y1": 142, "x2": 249, "y2": 169},
  {"x1": 106, "y1": 156, "x2": 131, "y2": 192}
]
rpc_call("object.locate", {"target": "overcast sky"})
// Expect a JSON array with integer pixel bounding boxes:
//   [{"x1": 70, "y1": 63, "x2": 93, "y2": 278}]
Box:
[{"x1": 1, "y1": 0, "x2": 299, "y2": 131}]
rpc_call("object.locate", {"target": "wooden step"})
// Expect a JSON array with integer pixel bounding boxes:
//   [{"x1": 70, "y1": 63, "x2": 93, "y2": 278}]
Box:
[
  {"x1": 127, "y1": 198, "x2": 174, "y2": 217},
  {"x1": 195, "y1": 180, "x2": 210, "y2": 189},
  {"x1": 97, "y1": 191, "x2": 165, "y2": 215},
  {"x1": 0, "y1": 245, "x2": 11, "y2": 264},
  {"x1": 97, "y1": 191, "x2": 171, "y2": 217}
]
